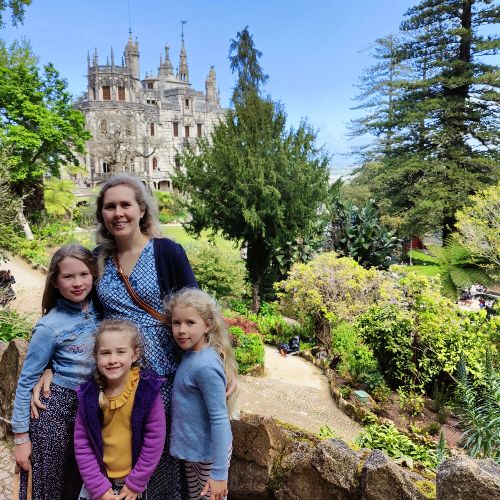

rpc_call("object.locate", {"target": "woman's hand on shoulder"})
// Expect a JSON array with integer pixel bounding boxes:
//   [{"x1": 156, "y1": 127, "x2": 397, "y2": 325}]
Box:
[
  {"x1": 30, "y1": 369, "x2": 53, "y2": 418},
  {"x1": 117, "y1": 483, "x2": 139, "y2": 499},
  {"x1": 201, "y1": 478, "x2": 228, "y2": 500},
  {"x1": 99, "y1": 489, "x2": 116, "y2": 500}
]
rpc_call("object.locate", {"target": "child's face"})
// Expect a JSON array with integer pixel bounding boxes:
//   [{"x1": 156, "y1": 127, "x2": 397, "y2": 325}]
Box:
[
  {"x1": 53, "y1": 257, "x2": 93, "y2": 304},
  {"x1": 96, "y1": 329, "x2": 139, "y2": 386},
  {"x1": 171, "y1": 305, "x2": 211, "y2": 352}
]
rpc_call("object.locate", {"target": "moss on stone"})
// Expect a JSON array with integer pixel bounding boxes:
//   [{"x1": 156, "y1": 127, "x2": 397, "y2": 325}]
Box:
[{"x1": 414, "y1": 480, "x2": 436, "y2": 499}]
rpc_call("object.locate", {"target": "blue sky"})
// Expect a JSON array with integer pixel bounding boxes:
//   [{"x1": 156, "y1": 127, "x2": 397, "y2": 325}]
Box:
[{"x1": 0, "y1": 0, "x2": 460, "y2": 175}]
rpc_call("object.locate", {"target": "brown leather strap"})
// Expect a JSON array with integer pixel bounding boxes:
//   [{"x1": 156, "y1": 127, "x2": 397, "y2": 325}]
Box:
[{"x1": 113, "y1": 253, "x2": 168, "y2": 324}]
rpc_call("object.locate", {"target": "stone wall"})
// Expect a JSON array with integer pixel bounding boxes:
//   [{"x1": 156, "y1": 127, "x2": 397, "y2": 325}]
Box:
[{"x1": 1, "y1": 339, "x2": 499, "y2": 499}]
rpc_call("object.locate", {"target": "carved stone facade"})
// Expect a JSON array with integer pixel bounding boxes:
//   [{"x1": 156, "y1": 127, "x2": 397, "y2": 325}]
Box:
[{"x1": 75, "y1": 34, "x2": 226, "y2": 191}]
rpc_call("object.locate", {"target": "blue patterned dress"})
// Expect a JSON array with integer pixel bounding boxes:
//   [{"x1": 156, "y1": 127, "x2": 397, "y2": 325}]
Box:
[{"x1": 96, "y1": 240, "x2": 185, "y2": 499}]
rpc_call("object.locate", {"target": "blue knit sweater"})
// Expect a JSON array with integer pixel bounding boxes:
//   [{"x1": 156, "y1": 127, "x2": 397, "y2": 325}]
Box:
[{"x1": 170, "y1": 347, "x2": 232, "y2": 480}]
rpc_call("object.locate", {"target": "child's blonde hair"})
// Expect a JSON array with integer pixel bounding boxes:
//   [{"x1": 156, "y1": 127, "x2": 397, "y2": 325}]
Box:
[
  {"x1": 164, "y1": 288, "x2": 238, "y2": 416},
  {"x1": 93, "y1": 319, "x2": 142, "y2": 410}
]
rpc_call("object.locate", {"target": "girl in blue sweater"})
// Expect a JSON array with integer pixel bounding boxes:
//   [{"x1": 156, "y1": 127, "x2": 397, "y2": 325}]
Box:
[{"x1": 164, "y1": 288, "x2": 237, "y2": 500}]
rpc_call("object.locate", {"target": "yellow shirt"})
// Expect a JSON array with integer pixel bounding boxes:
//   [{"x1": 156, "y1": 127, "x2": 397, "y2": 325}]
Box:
[{"x1": 102, "y1": 366, "x2": 140, "y2": 478}]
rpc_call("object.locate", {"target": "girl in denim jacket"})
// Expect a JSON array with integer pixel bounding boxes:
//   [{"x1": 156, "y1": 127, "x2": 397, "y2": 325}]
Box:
[{"x1": 11, "y1": 244, "x2": 100, "y2": 500}]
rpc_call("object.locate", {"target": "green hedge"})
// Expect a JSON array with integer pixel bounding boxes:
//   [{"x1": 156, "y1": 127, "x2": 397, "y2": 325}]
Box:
[{"x1": 230, "y1": 326, "x2": 265, "y2": 374}]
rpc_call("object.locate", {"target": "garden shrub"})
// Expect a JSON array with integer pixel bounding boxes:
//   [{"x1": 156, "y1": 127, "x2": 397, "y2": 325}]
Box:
[
  {"x1": 225, "y1": 316, "x2": 258, "y2": 335},
  {"x1": 230, "y1": 326, "x2": 265, "y2": 374},
  {"x1": 356, "y1": 273, "x2": 498, "y2": 389},
  {"x1": 0, "y1": 309, "x2": 32, "y2": 343},
  {"x1": 331, "y1": 322, "x2": 380, "y2": 385},
  {"x1": 185, "y1": 241, "x2": 247, "y2": 302},
  {"x1": 276, "y1": 252, "x2": 397, "y2": 347},
  {"x1": 356, "y1": 422, "x2": 438, "y2": 469}
]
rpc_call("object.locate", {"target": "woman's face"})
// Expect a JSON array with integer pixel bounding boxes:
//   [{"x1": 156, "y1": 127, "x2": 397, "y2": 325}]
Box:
[{"x1": 101, "y1": 184, "x2": 145, "y2": 241}]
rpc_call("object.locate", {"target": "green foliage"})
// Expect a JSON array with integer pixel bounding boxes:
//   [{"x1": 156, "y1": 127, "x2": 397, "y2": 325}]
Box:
[
  {"x1": 0, "y1": 39, "x2": 90, "y2": 215},
  {"x1": 397, "y1": 387, "x2": 425, "y2": 422},
  {"x1": 230, "y1": 326, "x2": 265, "y2": 374},
  {"x1": 185, "y1": 240, "x2": 247, "y2": 302},
  {"x1": 371, "y1": 383, "x2": 392, "y2": 404},
  {"x1": 176, "y1": 29, "x2": 329, "y2": 310},
  {"x1": 153, "y1": 190, "x2": 187, "y2": 224},
  {"x1": 435, "y1": 431, "x2": 448, "y2": 466},
  {"x1": 0, "y1": 0, "x2": 31, "y2": 27},
  {"x1": 357, "y1": 272, "x2": 498, "y2": 389},
  {"x1": 331, "y1": 322, "x2": 380, "y2": 385},
  {"x1": 277, "y1": 252, "x2": 397, "y2": 347},
  {"x1": 356, "y1": 422, "x2": 438, "y2": 469},
  {"x1": 455, "y1": 183, "x2": 500, "y2": 273},
  {"x1": 401, "y1": 240, "x2": 492, "y2": 299},
  {"x1": 225, "y1": 316, "x2": 258, "y2": 335},
  {"x1": 318, "y1": 424, "x2": 337, "y2": 439},
  {"x1": 326, "y1": 183, "x2": 399, "y2": 269},
  {"x1": 351, "y1": 1, "x2": 499, "y2": 237},
  {"x1": 0, "y1": 308, "x2": 31, "y2": 343},
  {"x1": 455, "y1": 354, "x2": 500, "y2": 461},
  {"x1": 43, "y1": 175, "x2": 77, "y2": 218},
  {"x1": 255, "y1": 312, "x2": 294, "y2": 345}
]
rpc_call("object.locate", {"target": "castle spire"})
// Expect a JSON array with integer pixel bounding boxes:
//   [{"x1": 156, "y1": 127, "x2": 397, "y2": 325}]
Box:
[
  {"x1": 205, "y1": 66, "x2": 219, "y2": 104},
  {"x1": 177, "y1": 21, "x2": 189, "y2": 82},
  {"x1": 111, "y1": 47, "x2": 115, "y2": 67}
]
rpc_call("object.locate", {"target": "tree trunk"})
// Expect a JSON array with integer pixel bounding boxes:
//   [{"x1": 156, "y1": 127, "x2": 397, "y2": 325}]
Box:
[
  {"x1": 17, "y1": 207, "x2": 33, "y2": 240},
  {"x1": 252, "y1": 280, "x2": 261, "y2": 313}
]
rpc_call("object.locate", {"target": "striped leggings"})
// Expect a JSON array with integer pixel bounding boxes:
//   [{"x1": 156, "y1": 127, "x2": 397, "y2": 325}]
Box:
[{"x1": 184, "y1": 448, "x2": 232, "y2": 500}]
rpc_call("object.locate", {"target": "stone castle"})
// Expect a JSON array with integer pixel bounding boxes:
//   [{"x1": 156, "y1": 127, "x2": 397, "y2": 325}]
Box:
[{"x1": 75, "y1": 32, "x2": 226, "y2": 191}]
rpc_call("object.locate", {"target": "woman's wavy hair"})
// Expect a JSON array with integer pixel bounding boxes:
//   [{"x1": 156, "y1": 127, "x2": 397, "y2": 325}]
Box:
[
  {"x1": 164, "y1": 288, "x2": 238, "y2": 416},
  {"x1": 42, "y1": 244, "x2": 97, "y2": 315},
  {"x1": 93, "y1": 318, "x2": 143, "y2": 410},
  {"x1": 94, "y1": 174, "x2": 161, "y2": 272}
]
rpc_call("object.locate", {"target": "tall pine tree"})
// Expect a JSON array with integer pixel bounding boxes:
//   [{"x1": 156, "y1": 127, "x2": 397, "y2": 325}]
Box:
[{"x1": 354, "y1": 0, "x2": 499, "y2": 238}]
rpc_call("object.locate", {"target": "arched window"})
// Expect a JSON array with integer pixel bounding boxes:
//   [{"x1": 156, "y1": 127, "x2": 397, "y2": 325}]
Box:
[
  {"x1": 102, "y1": 161, "x2": 109, "y2": 173},
  {"x1": 99, "y1": 120, "x2": 107, "y2": 134},
  {"x1": 118, "y1": 87, "x2": 125, "y2": 101},
  {"x1": 150, "y1": 123, "x2": 155, "y2": 136},
  {"x1": 152, "y1": 157, "x2": 158, "y2": 170},
  {"x1": 102, "y1": 86, "x2": 111, "y2": 100}
]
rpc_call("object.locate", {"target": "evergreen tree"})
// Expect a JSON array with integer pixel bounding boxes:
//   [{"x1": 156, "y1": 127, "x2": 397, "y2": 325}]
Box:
[
  {"x1": 353, "y1": 0, "x2": 499, "y2": 238},
  {"x1": 177, "y1": 27, "x2": 330, "y2": 311},
  {"x1": 0, "y1": 40, "x2": 90, "y2": 223},
  {"x1": 350, "y1": 34, "x2": 411, "y2": 161}
]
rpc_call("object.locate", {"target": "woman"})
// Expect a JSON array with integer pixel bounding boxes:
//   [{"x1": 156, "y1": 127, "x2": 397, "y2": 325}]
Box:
[{"x1": 34, "y1": 174, "x2": 197, "y2": 499}]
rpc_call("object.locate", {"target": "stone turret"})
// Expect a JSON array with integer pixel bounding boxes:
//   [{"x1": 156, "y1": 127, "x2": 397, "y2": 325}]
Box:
[
  {"x1": 159, "y1": 45, "x2": 174, "y2": 78},
  {"x1": 177, "y1": 39, "x2": 189, "y2": 82},
  {"x1": 124, "y1": 33, "x2": 140, "y2": 80},
  {"x1": 205, "y1": 66, "x2": 219, "y2": 105}
]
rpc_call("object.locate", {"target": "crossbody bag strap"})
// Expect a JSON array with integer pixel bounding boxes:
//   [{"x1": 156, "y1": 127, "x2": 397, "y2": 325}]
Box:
[{"x1": 112, "y1": 253, "x2": 168, "y2": 324}]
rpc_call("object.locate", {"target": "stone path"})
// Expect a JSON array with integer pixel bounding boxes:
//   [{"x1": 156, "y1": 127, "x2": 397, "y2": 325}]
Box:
[
  {"x1": 238, "y1": 346, "x2": 361, "y2": 443},
  {"x1": 0, "y1": 254, "x2": 362, "y2": 498}
]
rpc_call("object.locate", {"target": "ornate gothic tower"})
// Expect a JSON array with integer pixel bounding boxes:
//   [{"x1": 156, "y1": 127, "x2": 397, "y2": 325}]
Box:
[
  {"x1": 205, "y1": 66, "x2": 220, "y2": 105},
  {"x1": 124, "y1": 33, "x2": 140, "y2": 80},
  {"x1": 177, "y1": 39, "x2": 189, "y2": 82}
]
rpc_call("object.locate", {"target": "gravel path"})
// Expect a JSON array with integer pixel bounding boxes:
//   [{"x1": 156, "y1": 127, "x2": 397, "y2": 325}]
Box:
[{"x1": 0, "y1": 254, "x2": 361, "y2": 498}]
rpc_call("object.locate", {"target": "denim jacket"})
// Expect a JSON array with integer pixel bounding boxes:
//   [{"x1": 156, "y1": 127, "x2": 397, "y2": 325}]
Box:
[{"x1": 11, "y1": 298, "x2": 100, "y2": 433}]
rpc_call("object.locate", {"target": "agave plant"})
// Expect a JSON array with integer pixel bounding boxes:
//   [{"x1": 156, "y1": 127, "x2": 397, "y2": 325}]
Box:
[
  {"x1": 455, "y1": 354, "x2": 500, "y2": 461},
  {"x1": 407, "y1": 241, "x2": 491, "y2": 299}
]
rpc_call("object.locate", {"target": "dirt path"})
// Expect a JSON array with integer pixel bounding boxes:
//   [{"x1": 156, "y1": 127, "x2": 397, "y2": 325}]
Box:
[
  {"x1": 2, "y1": 254, "x2": 45, "y2": 321},
  {"x1": 238, "y1": 346, "x2": 361, "y2": 443}
]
